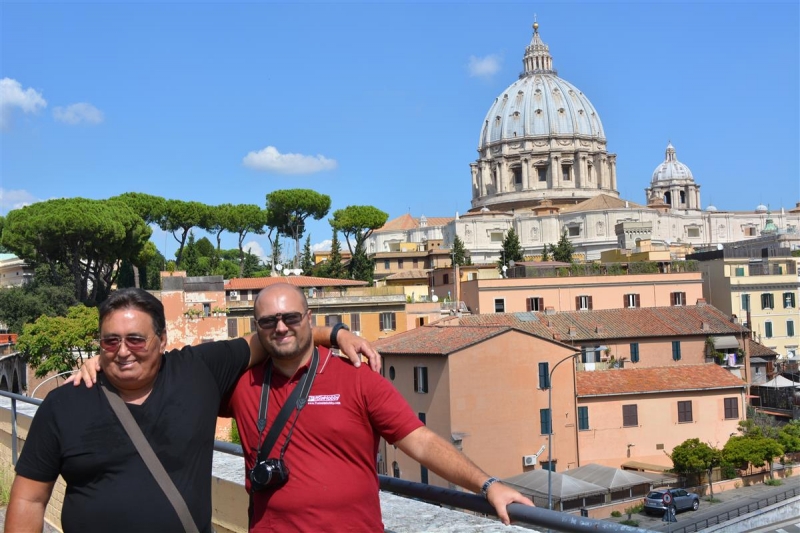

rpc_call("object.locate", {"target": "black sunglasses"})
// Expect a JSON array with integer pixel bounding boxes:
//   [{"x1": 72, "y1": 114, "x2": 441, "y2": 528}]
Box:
[{"x1": 256, "y1": 311, "x2": 307, "y2": 330}]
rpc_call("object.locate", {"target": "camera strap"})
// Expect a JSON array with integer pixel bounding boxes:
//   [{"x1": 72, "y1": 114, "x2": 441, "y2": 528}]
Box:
[{"x1": 255, "y1": 347, "x2": 319, "y2": 462}]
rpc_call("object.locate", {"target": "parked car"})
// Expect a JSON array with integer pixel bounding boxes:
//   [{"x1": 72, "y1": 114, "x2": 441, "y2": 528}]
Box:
[{"x1": 643, "y1": 488, "x2": 700, "y2": 516}]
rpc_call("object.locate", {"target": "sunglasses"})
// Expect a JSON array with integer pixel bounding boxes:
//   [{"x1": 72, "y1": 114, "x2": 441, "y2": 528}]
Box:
[
  {"x1": 256, "y1": 311, "x2": 307, "y2": 330},
  {"x1": 99, "y1": 335, "x2": 153, "y2": 353}
]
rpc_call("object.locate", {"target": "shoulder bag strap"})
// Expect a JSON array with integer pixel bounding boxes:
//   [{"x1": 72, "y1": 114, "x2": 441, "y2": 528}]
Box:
[{"x1": 101, "y1": 384, "x2": 200, "y2": 533}]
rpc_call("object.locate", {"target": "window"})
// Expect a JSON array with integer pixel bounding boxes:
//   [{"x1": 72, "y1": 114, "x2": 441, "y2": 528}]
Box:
[
  {"x1": 380, "y1": 312, "x2": 397, "y2": 331},
  {"x1": 494, "y1": 299, "x2": 505, "y2": 313},
  {"x1": 735, "y1": 267, "x2": 745, "y2": 277},
  {"x1": 227, "y1": 318, "x2": 238, "y2": 338},
  {"x1": 622, "y1": 404, "x2": 638, "y2": 427},
  {"x1": 765, "y1": 321, "x2": 773, "y2": 338},
  {"x1": 413, "y1": 366, "x2": 428, "y2": 393},
  {"x1": 398, "y1": 259, "x2": 404, "y2": 269},
  {"x1": 325, "y1": 314, "x2": 342, "y2": 326},
  {"x1": 384, "y1": 259, "x2": 390, "y2": 270},
  {"x1": 687, "y1": 227, "x2": 700, "y2": 238},
  {"x1": 724, "y1": 398, "x2": 739, "y2": 419},
  {"x1": 350, "y1": 313, "x2": 361, "y2": 333},
  {"x1": 561, "y1": 164, "x2": 571, "y2": 181},
  {"x1": 537, "y1": 166, "x2": 547, "y2": 182},
  {"x1": 788, "y1": 320, "x2": 795, "y2": 338},
  {"x1": 443, "y1": 274, "x2": 449, "y2": 285},
  {"x1": 672, "y1": 341, "x2": 682, "y2": 361},
  {"x1": 490, "y1": 232, "x2": 504, "y2": 242},
  {"x1": 761, "y1": 293, "x2": 774, "y2": 310},
  {"x1": 540, "y1": 461, "x2": 556, "y2": 472},
  {"x1": 576, "y1": 295, "x2": 593, "y2": 311},
  {"x1": 413, "y1": 259, "x2": 418, "y2": 268},
  {"x1": 630, "y1": 342, "x2": 640, "y2": 363},
  {"x1": 578, "y1": 406, "x2": 589, "y2": 430},
  {"x1": 741, "y1": 294, "x2": 750, "y2": 312},
  {"x1": 250, "y1": 318, "x2": 257, "y2": 334},
  {"x1": 540, "y1": 408, "x2": 552, "y2": 434},
  {"x1": 744, "y1": 226, "x2": 757, "y2": 236},
  {"x1": 568, "y1": 225, "x2": 581, "y2": 237},
  {"x1": 677, "y1": 401, "x2": 693, "y2": 423},
  {"x1": 202, "y1": 303, "x2": 211, "y2": 317},
  {"x1": 581, "y1": 346, "x2": 601, "y2": 363},
  {"x1": 512, "y1": 166, "x2": 522, "y2": 185},
  {"x1": 624, "y1": 294, "x2": 640, "y2": 308},
  {"x1": 784, "y1": 292, "x2": 796, "y2": 308},
  {"x1": 670, "y1": 292, "x2": 686, "y2": 306},
  {"x1": 538, "y1": 362, "x2": 550, "y2": 389},
  {"x1": 526, "y1": 297, "x2": 544, "y2": 312},
  {"x1": 388, "y1": 366, "x2": 395, "y2": 380}
]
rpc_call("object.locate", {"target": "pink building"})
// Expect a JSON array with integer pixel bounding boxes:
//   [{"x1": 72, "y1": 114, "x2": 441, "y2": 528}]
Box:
[{"x1": 158, "y1": 271, "x2": 229, "y2": 350}]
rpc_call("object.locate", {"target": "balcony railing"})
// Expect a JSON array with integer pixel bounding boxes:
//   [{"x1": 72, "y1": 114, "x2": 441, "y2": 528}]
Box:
[{"x1": 507, "y1": 261, "x2": 699, "y2": 279}]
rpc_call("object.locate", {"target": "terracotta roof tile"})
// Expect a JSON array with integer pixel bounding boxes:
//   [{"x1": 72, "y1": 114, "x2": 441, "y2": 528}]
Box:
[
  {"x1": 225, "y1": 276, "x2": 368, "y2": 290},
  {"x1": 577, "y1": 364, "x2": 745, "y2": 397},
  {"x1": 384, "y1": 269, "x2": 431, "y2": 280},
  {"x1": 374, "y1": 326, "x2": 512, "y2": 356},
  {"x1": 749, "y1": 340, "x2": 779, "y2": 358},
  {"x1": 560, "y1": 194, "x2": 646, "y2": 213},
  {"x1": 375, "y1": 214, "x2": 454, "y2": 233},
  {"x1": 457, "y1": 305, "x2": 747, "y2": 341}
]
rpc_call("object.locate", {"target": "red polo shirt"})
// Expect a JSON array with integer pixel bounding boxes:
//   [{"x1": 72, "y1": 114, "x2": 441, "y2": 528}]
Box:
[{"x1": 222, "y1": 347, "x2": 423, "y2": 532}]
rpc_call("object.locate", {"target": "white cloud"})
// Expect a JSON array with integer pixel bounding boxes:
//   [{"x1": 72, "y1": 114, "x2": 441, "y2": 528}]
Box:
[
  {"x1": 242, "y1": 146, "x2": 338, "y2": 175},
  {"x1": 242, "y1": 240, "x2": 267, "y2": 262},
  {"x1": 53, "y1": 102, "x2": 104, "y2": 125},
  {"x1": 0, "y1": 188, "x2": 41, "y2": 213},
  {"x1": 468, "y1": 54, "x2": 502, "y2": 79},
  {"x1": 0, "y1": 78, "x2": 47, "y2": 130},
  {"x1": 311, "y1": 239, "x2": 332, "y2": 252}
]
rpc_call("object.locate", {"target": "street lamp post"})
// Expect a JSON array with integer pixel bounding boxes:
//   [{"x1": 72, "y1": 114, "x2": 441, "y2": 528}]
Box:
[{"x1": 547, "y1": 351, "x2": 580, "y2": 510}]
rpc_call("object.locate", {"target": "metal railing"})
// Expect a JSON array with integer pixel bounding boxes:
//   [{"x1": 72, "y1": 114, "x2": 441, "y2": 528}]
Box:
[
  {"x1": 665, "y1": 485, "x2": 800, "y2": 533},
  {"x1": 0, "y1": 389, "x2": 42, "y2": 465}
]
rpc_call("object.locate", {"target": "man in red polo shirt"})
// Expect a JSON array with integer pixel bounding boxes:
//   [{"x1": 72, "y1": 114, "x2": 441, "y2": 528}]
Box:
[{"x1": 223, "y1": 283, "x2": 532, "y2": 532}]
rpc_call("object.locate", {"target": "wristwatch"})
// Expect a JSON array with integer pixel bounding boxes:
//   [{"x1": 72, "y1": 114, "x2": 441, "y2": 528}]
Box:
[
  {"x1": 481, "y1": 477, "x2": 500, "y2": 499},
  {"x1": 330, "y1": 322, "x2": 349, "y2": 349}
]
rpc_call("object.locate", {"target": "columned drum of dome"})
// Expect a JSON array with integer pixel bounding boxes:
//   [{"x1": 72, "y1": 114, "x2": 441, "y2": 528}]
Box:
[{"x1": 470, "y1": 23, "x2": 619, "y2": 212}]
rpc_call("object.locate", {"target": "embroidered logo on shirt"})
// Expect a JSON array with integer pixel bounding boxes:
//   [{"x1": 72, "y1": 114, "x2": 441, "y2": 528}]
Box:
[{"x1": 308, "y1": 394, "x2": 341, "y2": 405}]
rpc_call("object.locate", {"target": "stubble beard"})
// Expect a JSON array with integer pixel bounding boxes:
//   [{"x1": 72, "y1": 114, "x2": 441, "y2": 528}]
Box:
[{"x1": 264, "y1": 327, "x2": 314, "y2": 362}]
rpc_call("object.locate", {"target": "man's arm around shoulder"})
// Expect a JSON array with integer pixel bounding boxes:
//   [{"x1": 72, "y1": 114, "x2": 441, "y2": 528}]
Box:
[{"x1": 6, "y1": 475, "x2": 56, "y2": 532}]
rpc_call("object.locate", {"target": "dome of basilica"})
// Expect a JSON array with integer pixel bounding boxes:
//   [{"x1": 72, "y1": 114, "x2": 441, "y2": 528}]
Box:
[
  {"x1": 478, "y1": 24, "x2": 605, "y2": 150},
  {"x1": 651, "y1": 143, "x2": 694, "y2": 184}
]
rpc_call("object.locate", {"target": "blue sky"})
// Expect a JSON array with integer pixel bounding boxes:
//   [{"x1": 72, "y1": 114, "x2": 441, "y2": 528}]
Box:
[{"x1": 2, "y1": 1, "x2": 798, "y2": 262}]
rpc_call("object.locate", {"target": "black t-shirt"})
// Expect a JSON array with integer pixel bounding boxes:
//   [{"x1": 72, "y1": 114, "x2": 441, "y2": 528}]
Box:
[{"x1": 16, "y1": 339, "x2": 250, "y2": 533}]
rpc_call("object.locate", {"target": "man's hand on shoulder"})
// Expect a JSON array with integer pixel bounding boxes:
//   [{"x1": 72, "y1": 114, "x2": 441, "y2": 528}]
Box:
[{"x1": 64, "y1": 355, "x2": 102, "y2": 388}]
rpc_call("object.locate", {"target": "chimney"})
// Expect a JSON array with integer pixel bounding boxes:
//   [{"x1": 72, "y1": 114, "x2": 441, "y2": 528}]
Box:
[
  {"x1": 696, "y1": 298, "x2": 706, "y2": 306},
  {"x1": 701, "y1": 321, "x2": 710, "y2": 331},
  {"x1": 595, "y1": 325, "x2": 603, "y2": 334},
  {"x1": 568, "y1": 326, "x2": 576, "y2": 336},
  {"x1": 553, "y1": 333, "x2": 562, "y2": 340}
]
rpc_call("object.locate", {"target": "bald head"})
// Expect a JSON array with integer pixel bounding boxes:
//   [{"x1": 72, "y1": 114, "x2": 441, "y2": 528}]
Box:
[{"x1": 253, "y1": 283, "x2": 309, "y2": 318}]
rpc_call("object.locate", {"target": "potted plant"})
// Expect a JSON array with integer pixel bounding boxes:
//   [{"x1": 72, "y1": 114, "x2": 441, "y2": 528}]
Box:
[
  {"x1": 184, "y1": 308, "x2": 203, "y2": 320},
  {"x1": 212, "y1": 306, "x2": 228, "y2": 317}
]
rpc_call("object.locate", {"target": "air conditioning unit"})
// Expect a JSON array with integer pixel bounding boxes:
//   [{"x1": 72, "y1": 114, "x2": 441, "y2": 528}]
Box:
[
  {"x1": 229, "y1": 291, "x2": 239, "y2": 301},
  {"x1": 523, "y1": 455, "x2": 537, "y2": 467}
]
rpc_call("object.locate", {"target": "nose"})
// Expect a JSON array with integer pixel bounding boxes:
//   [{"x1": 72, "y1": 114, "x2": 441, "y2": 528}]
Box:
[{"x1": 274, "y1": 317, "x2": 290, "y2": 333}]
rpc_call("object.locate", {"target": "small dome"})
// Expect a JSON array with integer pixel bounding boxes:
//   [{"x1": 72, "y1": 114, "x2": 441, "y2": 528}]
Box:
[
  {"x1": 755, "y1": 204, "x2": 768, "y2": 213},
  {"x1": 651, "y1": 143, "x2": 694, "y2": 184},
  {"x1": 706, "y1": 205, "x2": 718, "y2": 212}
]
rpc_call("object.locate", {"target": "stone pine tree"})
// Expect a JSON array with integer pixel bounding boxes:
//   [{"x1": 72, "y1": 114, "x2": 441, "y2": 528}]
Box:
[
  {"x1": 266, "y1": 189, "x2": 331, "y2": 269},
  {"x1": 497, "y1": 227, "x2": 523, "y2": 274},
  {"x1": 552, "y1": 230, "x2": 575, "y2": 263},
  {"x1": 329, "y1": 205, "x2": 387, "y2": 284},
  {"x1": 451, "y1": 235, "x2": 470, "y2": 266},
  {"x1": 301, "y1": 236, "x2": 314, "y2": 275}
]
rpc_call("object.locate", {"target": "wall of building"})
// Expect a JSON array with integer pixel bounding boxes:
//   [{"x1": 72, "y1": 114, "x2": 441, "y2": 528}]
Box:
[
  {"x1": 458, "y1": 272, "x2": 702, "y2": 315},
  {"x1": 577, "y1": 389, "x2": 745, "y2": 468}
]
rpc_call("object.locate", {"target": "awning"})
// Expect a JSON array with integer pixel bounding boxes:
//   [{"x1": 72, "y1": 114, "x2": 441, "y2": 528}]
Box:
[
  {"x1": 711, "y1": 336, "x2": 739, "y2": 350},
  {"x1": 620, "y1": 461, "x2": 672, "y2": 473}
]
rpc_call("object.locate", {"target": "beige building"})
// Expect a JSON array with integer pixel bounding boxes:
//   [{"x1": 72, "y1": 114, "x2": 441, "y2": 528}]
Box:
[
  {"x1": 689, "y1": 234, "x2": 800, "y2": 359},
  {"x1": 376, "y1": 303, "x2": 748, "y2": 485},
  {"x1": 0, "y1": 253, "x2": 33, "y2": 287}
]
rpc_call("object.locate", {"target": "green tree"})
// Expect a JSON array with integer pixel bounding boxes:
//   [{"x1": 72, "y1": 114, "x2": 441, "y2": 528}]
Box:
[
  {"x1": 329, "y1": 205, "x2": 388, "y2": 255},
  {"x1": 180, "y1": 232, "x2": 205, "y2": 276},
  {"x1": 540, "y1": 244, "x2": 552, "y2": 261},
  {"x1": 0, "y1": 264, "x2": 77, "y2": 333},
  {"x1": 451, "y1": 235, "x2": 469, "y2": 266},
  {"x1": 778, "y1": 421, "x2": 800, "y2": 453},
  {"x1": 723, "y1": 435, "x2": 784, "y2": 479},
  {"x1": 321, "y1": 229, "x2": 347, "y2": 279},
  {"x1": 301, "y1": 236, "x2": 314, "y2": 275},
  {"x1": 223, "y1": 204, "x2": 266, "y2": 277},
  {"x1": 266, "y1": 189, "x2": 331, "y2": 269},
  {"x1": 670, "y1": 438, "x2": 723, "y2": 497},
  {"x1": 158, "y1": 199, "x2": 209, "y2": 268},
  {"x1": 349, "y1": 244, "x2": 374, "y2": 284},
  {"x1": 270, "y1": 238, "x2": 283, "y2": 272},
  {"x1": 118, "y1": 242, "x2": 164, "y2": 290},
  {"x1": 497, "y1": 227, "x2": 523, "y2": 274},
  {"x1": 2, "y1": 198, "x2": 151, "y2": 304},
  {"x1": 17, "y1": 305, "x2": 99, "y2": 377},
  {"x1": 552, "y1": 230, "x2": 575, "y2": 263}
]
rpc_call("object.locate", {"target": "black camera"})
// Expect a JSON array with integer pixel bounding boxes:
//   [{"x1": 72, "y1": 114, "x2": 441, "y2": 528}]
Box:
[{"x1": 249, "y1": 458, "x2": 289, "y2": 492}]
